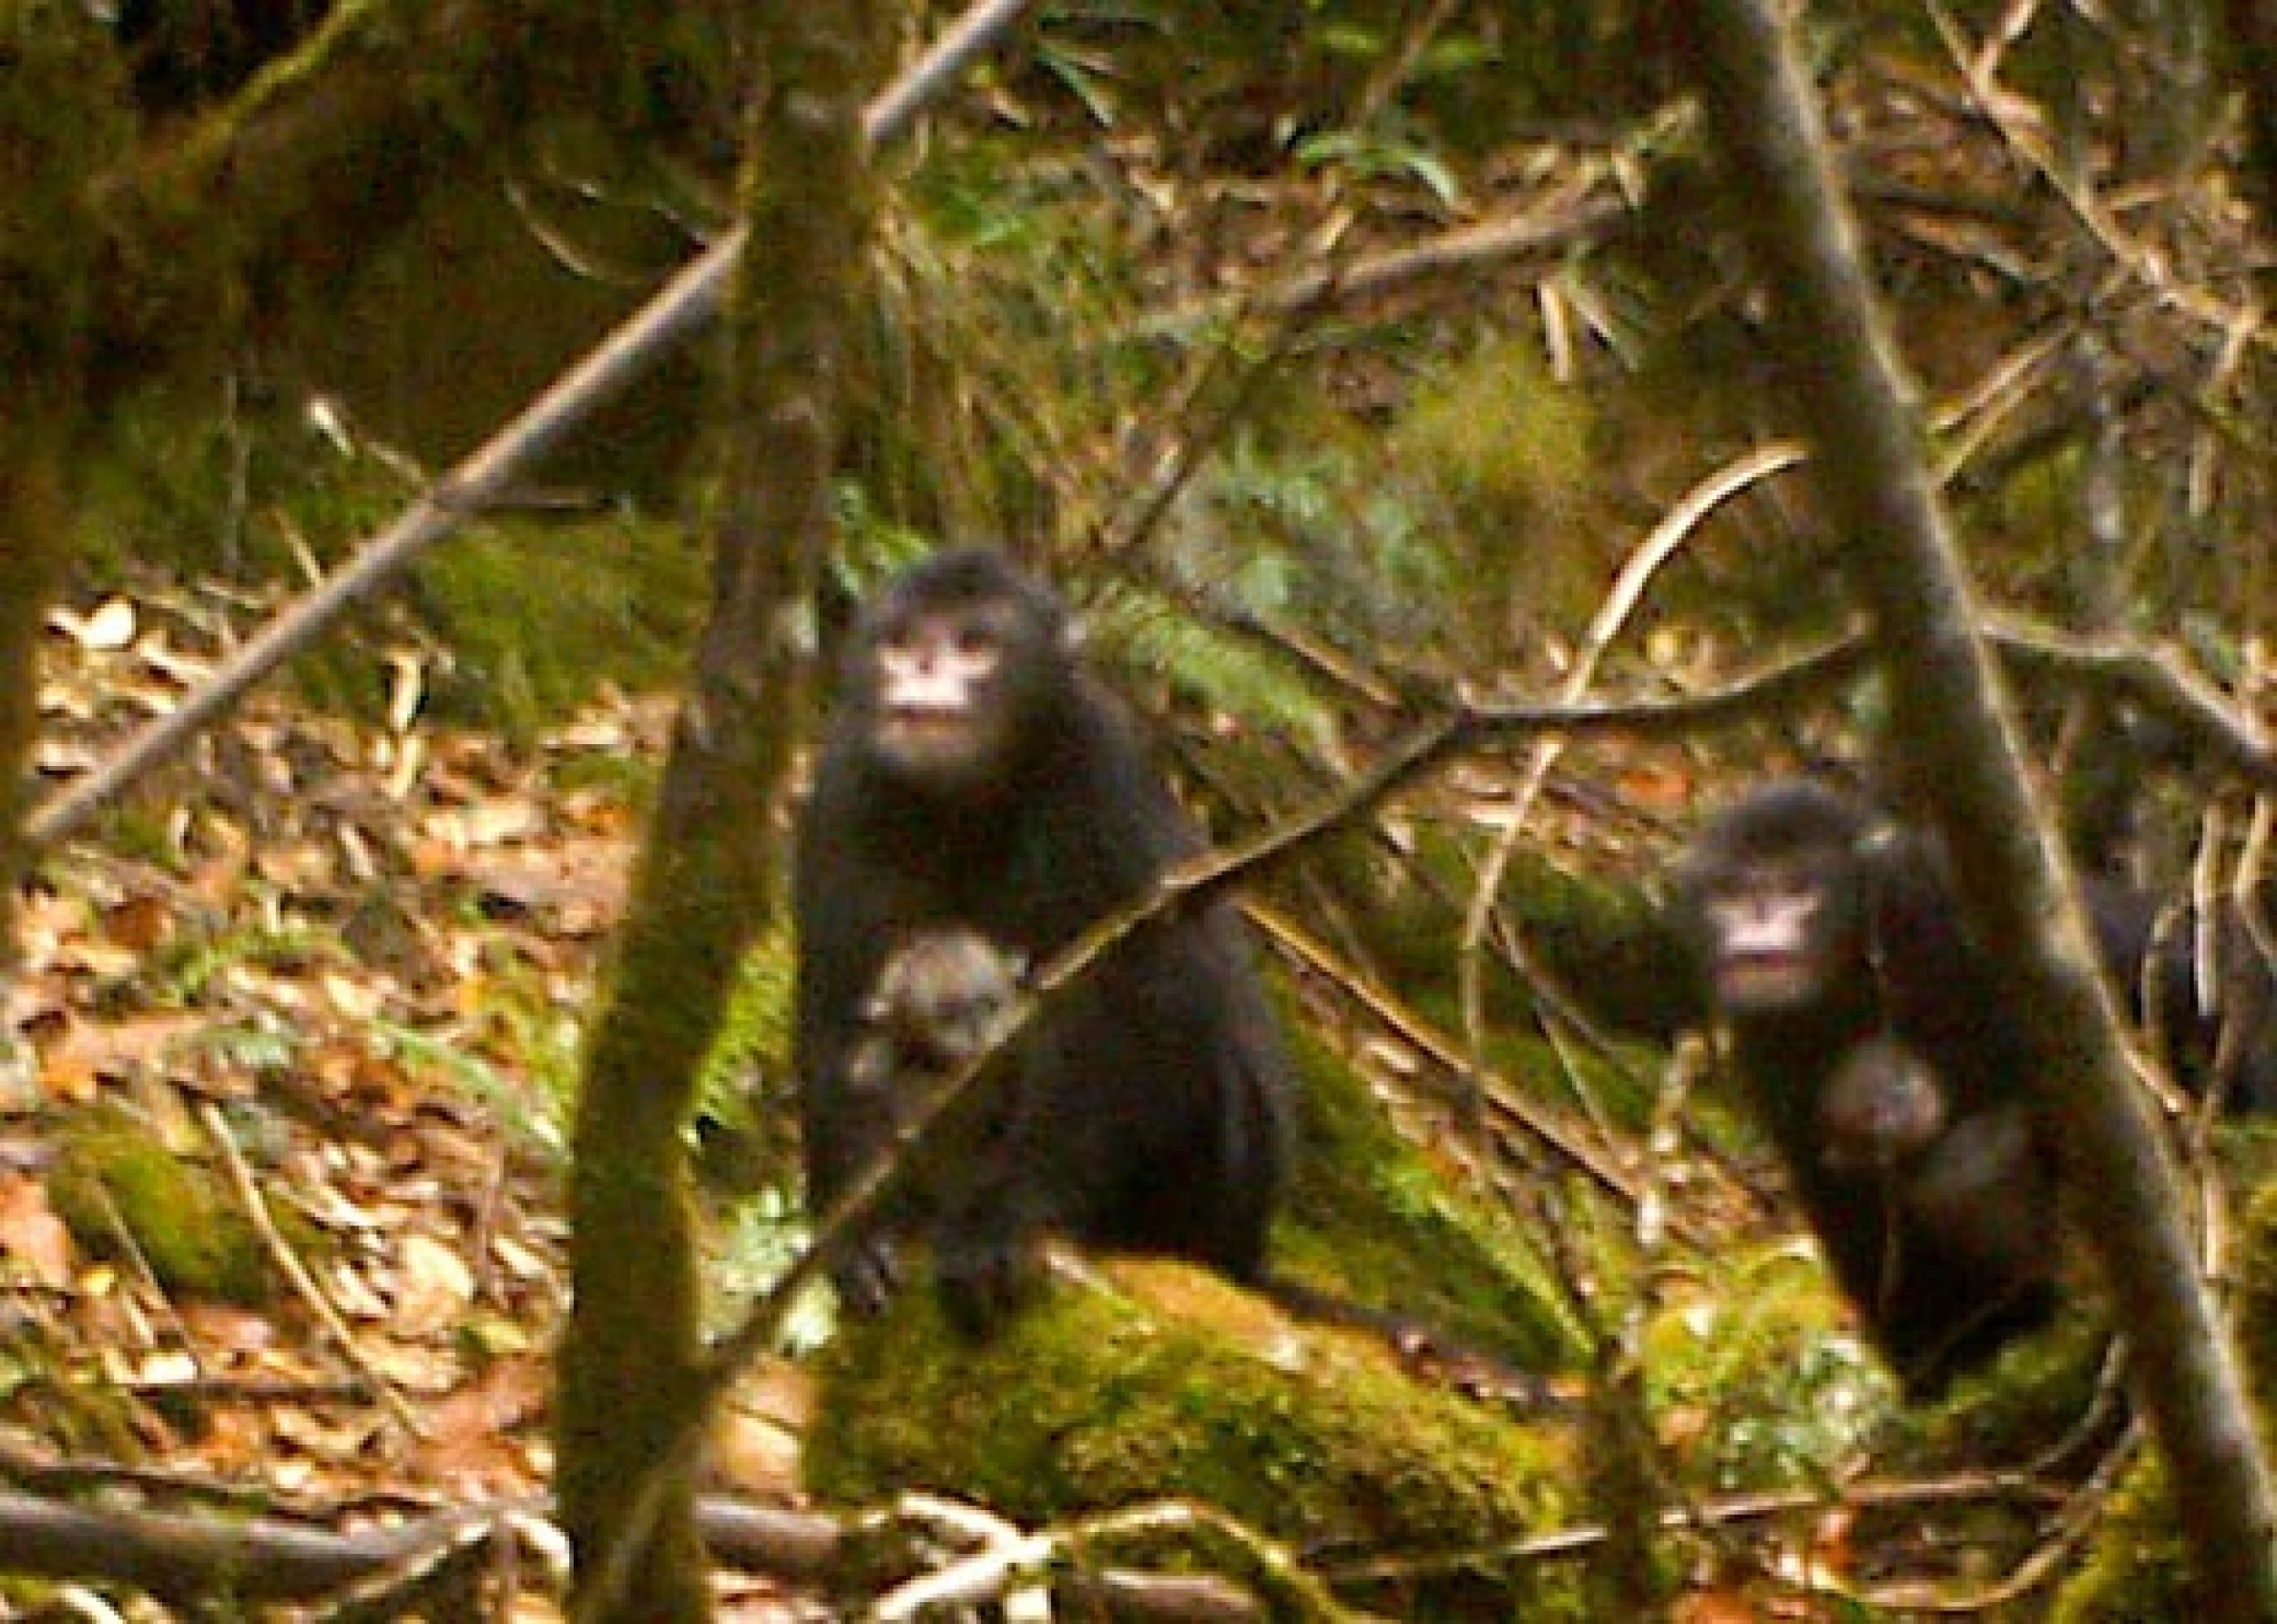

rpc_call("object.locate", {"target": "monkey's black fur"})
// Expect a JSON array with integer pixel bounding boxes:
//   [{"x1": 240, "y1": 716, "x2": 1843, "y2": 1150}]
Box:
[
  {"x1": 794, "y1": 546, "x2": 1290, "y2": 1333},
  {"x1": 2084, "y1": 877, "x2": 2277, "y2": 1116},
  {"x1": 1673, "y1": 781, "x2": 2062, "y2": 1394}
]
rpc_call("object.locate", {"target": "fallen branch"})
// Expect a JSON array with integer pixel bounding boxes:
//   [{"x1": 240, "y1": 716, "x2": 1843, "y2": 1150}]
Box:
[
  {"x1": 0, "y1": 1486, "x2": 508, "y2": 1606},
  {"x1": 1318, "y1": 1467, "x2": 2071, "y2": 1583},
  {"x1": 0, "y1": 1484, "x2": 1261, "y2": 1618}
]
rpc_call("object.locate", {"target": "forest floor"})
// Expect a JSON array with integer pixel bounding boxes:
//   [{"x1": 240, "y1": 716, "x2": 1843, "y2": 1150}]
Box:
[
  {"x1": 4, "y1": 575, "x2": 2123, "y2": 1619},
  {"x1": 10, "y1": 579, "x2": 720, "y2": 1614}
]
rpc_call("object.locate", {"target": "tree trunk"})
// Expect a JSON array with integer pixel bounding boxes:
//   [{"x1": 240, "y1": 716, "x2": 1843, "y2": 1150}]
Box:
[
  {"x1": 554, "y1": 4, "x2": 893, "y2": 1618},
  {"x1": 0, "y1": 13, "x2": 119, "y2": 974},
  {"x1": 0, "y1": 415, "x2": 74, "y2": 975}
]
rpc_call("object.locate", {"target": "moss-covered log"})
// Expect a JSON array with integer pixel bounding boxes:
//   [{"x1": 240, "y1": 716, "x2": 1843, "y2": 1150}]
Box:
[{"x1": 808, "y1": 1261, "x2": 1589, "y2": 1619}]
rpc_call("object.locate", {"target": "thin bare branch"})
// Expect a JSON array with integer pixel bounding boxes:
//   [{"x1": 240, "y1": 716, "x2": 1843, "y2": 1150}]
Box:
[{"x1": 23, "y1": 0, "x2": 1040, "y2": 853}]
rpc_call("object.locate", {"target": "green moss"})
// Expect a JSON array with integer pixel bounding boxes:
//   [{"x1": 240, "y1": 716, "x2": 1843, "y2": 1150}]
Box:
[
  {"x1": 2049, "y1": 1172, "x2": 2277, "y2": 1619},
  {"x1": 798, "y1": 972, "x2": 1590, "y2": 1613},
  {"x1": 689, "y1": 926, "x2": 799, "y2": 1193},
  {"x1": 75, "y1": 387, "x2": 706, "y2": 736},
  {"x1": 2231, "y1": 1154, "x2": 2277, "y2": 1394},
  {"x1": 407, "y1": 513, "x2": 705, "y2": 738},
  {"x1": 48, "y1": 1103, "x2": 281, "y2": 1305},
  {"x1": 809, "y1": 1261, "x2": 1587, "y2": 1619},
  {"x1": 1277, "y1": 1016, "x2": 1588, "y2": 1371},
  {"x1": 1386, "y1": 337, "x2": 1610, "y2": 633},
  {"x1": 1644, "y1": 1244, "x2": 1878, "y2": 1462},
  {"x1": 2050, "y1": 1452, "x2": 2192, "y2": 1623},
  {"x1": 1394, "y1": 339, "x2": 1594, "y2": 518},
  {"x1": 0, "y1": 1304, "x2": 142, "y2": 1463}
]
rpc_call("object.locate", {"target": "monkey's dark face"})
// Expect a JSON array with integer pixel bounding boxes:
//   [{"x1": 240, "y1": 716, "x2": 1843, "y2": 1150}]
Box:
[
  {"x1": 851, "y1": 573, "x2": 1064, "y2": 799},
  {"x1": 1676, "y1": 786, "x2": 1874, "y2": 1019},
  {"x1": 1688, "y1": 856, "x2": 1850, "y2": 1013}
]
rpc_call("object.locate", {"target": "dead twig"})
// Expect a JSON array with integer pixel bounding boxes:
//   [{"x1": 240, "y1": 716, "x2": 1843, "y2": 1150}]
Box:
[{"x1": 194, "y1": 1101, "x2": 418, "y2": 1433}]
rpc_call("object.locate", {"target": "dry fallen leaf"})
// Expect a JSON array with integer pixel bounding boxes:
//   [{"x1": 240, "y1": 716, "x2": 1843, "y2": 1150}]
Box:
[
  {"x1": 0, "y1": 1173, "x2": 74, "y2": 1288},
  {"x1": 100, "y1": 893, "x2": 175, "y2": 955},
  {"x1": 39, "y1": 1012, "x2": 206, "y2": 1094},
  {"x1": 1672, "y1": 1588, "x2": 1767, "y2": 1623},
  {"x1": 393, "y1": 1232, "x2": 477, "y2": 1338},
  {"x1": 408, "y1": 1357, "x2": 549, "y2": 1490},
  {"x1": 53, "y1": 597, "x2": 139, "y2": 652}
]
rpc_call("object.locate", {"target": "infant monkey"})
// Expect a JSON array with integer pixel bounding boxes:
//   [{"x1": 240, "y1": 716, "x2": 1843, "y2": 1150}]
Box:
[{"x1": 849, "y1": 929, "x2": 1026, "y2": 1091}]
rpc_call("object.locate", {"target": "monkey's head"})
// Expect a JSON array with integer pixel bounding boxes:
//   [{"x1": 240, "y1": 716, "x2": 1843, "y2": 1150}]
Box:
[
  {"x1": 863, "y1": 928, "x2": 1026, "y2": 1070},
  {"x1": 1673, "y1": 780, "x2": 1885, "y2": 1018},
  {"x1": 844, "y1": 546, "x2": 1076, "y2": 799}
]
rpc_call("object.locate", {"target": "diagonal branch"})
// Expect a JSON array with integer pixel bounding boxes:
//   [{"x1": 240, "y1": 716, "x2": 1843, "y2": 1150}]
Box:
[{"x1": 24, "y1": 0, "x2": 1039, "y2": 854}]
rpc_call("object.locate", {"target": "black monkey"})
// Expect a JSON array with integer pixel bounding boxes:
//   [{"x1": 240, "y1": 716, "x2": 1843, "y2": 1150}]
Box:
[
  {"x1": 794, "y1": 546, "x2": 1291, "y2": 1333},
  {"x1": 2079, "y1": 876, "x2": 2277, "y2": 1115},
  {"x1": 1672, "y1": 780, "x2": 2063, "y2": 1395}
]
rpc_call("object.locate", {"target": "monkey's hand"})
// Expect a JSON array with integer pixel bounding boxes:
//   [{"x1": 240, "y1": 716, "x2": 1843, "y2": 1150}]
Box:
[
  {"x1": 934, "y1": 1227, "x2": 1043, "y2": 1337},
  {"x1": 832, "y1": 1236, "x2": 909, "y2": 1318}
]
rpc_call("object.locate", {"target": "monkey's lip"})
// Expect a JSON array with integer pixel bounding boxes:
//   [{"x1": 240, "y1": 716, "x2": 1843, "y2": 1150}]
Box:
[
  {"x1": 884, "y1": 705, "x2": 965, "y2": 729},
  {"x1": 1716, "y1": 955, "x2": 1815, "y2": 1004},
  {"x1": 881, "y1": 709, "x2": 967, "y2": 743}
]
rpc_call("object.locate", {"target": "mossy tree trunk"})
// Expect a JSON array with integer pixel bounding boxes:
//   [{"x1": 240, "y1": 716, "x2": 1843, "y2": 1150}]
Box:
[
  {"x1": 554, "y1": 5, "x2": 893, "y2": 1619},
  {"x1": 0, "y1": 9, "x2": 128, "y2": 970},
  {"x1": 0, "y1": 423, "x2": 73, "y2": 975},
  {"x1": 1684, "y1": 1, "x2": 2277, "y2": 1612}
]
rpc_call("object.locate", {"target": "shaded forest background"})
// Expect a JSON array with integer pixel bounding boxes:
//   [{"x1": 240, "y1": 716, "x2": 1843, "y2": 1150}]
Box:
[{"x1": 4, "y1": 0, "x2": 2277, "y2": 1616}]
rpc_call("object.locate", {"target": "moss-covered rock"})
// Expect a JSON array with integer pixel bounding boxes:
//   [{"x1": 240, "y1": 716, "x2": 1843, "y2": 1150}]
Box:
[
  {"x1": 807, "y1": 1260, "x2": 1588, "y2": 1619},
  {"x1": 48, "y1": 1102, "x2": 279, "y2": 1305},
  {"x1": 787, "y1": 946, "x2": 1600, "y2": 1613}
]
